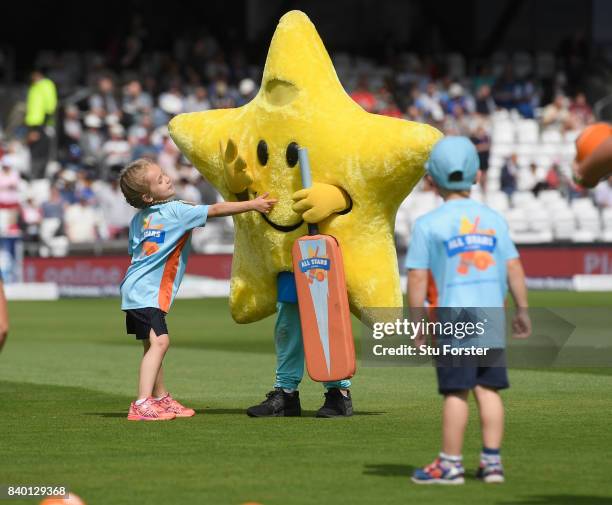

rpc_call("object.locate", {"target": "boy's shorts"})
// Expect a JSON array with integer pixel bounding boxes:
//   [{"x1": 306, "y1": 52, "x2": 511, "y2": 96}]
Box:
[
  {"x1": 124, "y1": 308, "x2": 168, "y2": 340},
  {"x1": 435, "y1": 349, "x2": 509, "y2": 395}
]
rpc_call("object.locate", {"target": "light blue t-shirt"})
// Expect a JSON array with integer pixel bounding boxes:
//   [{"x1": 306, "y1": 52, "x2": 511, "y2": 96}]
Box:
[
  {"x1": 405, "y1": 198, "x2": 518, "y2": 308},
  {"x1": 120, "y1": 200, "x2": 208, "y2": 312}
]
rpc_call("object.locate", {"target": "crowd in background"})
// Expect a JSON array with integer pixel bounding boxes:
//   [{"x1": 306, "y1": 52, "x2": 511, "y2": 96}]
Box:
[{"x1": 0, "y1": 28, "x2": 605, "y2": 255}]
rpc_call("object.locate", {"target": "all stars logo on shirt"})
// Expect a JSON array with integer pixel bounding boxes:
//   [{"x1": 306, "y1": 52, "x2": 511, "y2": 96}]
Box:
[
  {"x1": 141, "y1": 216, "x2": 165, "y2": 257},
  {"x1": 444, "y1": 216, "x2": 496, "y2": 275}
]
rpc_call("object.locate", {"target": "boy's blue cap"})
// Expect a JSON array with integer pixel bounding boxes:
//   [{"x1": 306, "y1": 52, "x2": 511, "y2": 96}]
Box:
[{"x1": 425, "y1": 136, "x2": 479, "y2": 191}]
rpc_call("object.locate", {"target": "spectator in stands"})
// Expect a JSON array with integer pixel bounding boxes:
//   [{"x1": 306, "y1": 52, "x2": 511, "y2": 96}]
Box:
[
  {"x1": 515, "y1": 79, "x2": 538, "y2": 119},
  {"x1": 471, "y1": 63, "x2": 495, "y2": 93},
  {"x1": 237, "y1": 78, "x2": 257, "y2": 106},
  {"x1": 89, "y1": 75, "x2": 119, "y2": 116},
  {"x1": 128, "y1": 113, "x2": 153, "y2": 145},
  {"x1": 41, "y1": 186, "x2": 65, "y2": 222},
  {"x1": 443, "y1": 103, "x2": 473, "y2": 136},
  {"x1": 376, "y1": 85, "x2": 402, "y2": 118},
  {"x1": 444, "y1": 83, "x2": 474, "y2": 116},
  {"x1": 176, "y1": 177, "x2": 202, "y2": 204},
  {"x1": 94, "y1": 177, "x2": 134, "y2": 238},
  {"x1": 405, "y1": 104, "x2": 425, "y2": 123},
  {"x1": 19, "y1": 197, "x2": 42, "y2": 243},
  {"x1": 521, "y1": 162, "x2": 547, "y2": 196},
  {"x1": 493, "y1": 65, "x2": 518, "y2": 110},
  {"x1": 75, "y1": 171, "x2": 97, "y2": 203},
  {"x1": 102, "y1": 124, "x2": 131, "y2": 176},
  {"x1": 0, "y1": 156, "x2": 21, "y2": 209},
  {"x1": 25, "y1": 68, "x2": 57, "y2": 179},
  {"x1": 64, "y1": 196, "x2": 106, "y2": 243},
  {"x1": 80, "y1": 114, "x2": 105, "y2": 170},
  {"x1": 474, "y1": 84, "x2": 496, "y2": 116},
  {"x1": 57, "y1": 170, "x2": 78, "y2": 205},
  {"x1": 350, "y1": 76, "x2": 377, "y2": 113},
  {"x1": 415, "y1": 82, "x2": 445, "y2": 122},
  {"x1": 541, "y1": 94, "x2": 574, "y2": 131},
  {"x1": 500, "y1": 154, "x2": 519, "y2": 197},
  {"x1": 594, "y1": 176, "x2": 612, "y2": 208},
  {"x1": 569, "y1": 92, "x2": 594, "y2": 128},
  {"x1": 209, "y1": 79, "x2": 236, "y2": 109},
  {"x1": 156, "y1": 133, "x2": 180, "y2": 180},
  {"x1": 471, "y1": 126, "x2": 490, "y2": 192},
  {"x1": 545, "y1": 162, "x2": 581, "y2": 200},
  {"x1": 184, "y1": 85, "x2": 211, "y2": 112},
  {"x1": 122, "y1": 79, "x2": 153, "y2": 127},
  {"x1": 154, "y1": 87, "x2": 184, "y2": 127},
  {"x1": 62, "y1": 105, "x2": 82, "y2": 143}
]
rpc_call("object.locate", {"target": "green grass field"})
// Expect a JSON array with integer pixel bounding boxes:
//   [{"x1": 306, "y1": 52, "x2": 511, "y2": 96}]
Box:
[{"x1": 1, "y1": 292, "x2": 611, "y2": 505}]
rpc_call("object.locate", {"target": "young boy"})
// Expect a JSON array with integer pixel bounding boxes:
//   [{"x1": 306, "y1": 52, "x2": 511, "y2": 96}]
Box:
[
  {"x1": 405, "y1": 137, "x2": 531, "y2": 483},
  {"x1": 119, "y1": 158, "x2": 276, "y2": 421}
]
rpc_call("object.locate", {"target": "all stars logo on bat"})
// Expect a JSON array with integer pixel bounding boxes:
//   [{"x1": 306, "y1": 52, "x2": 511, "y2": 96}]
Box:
[{"x1": 299, "y1": 257, "x2": 330, "y2": 272}]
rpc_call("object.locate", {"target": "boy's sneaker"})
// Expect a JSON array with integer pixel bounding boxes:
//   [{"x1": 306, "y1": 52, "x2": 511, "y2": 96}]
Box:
[
  {"x1": 412, "y1": 458, "x2": 465, "y2": 485},
  {"x1": 127, "y1": 398, "x2": 176, "y2": 421},
  {"x1": 246, "y1": 389, "x2": 301, "y2": 417},
  {"x1": 156, "y1": 393, "x2": 195, "y2": 418},
  {"x1": 476, "y1": 462, "x2": 505, "y2": 483},
  {"x1": 315, "y1": 388, "x2": 353, "y2": 418}
]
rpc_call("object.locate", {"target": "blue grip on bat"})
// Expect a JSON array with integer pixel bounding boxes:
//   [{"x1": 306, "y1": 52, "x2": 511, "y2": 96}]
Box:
[
  {"x1": 297, "y1": 146, "x2": 318, "y2": 235},
  {"x1": 298, "y1": 147, "x2": 312, "y2": 189}
]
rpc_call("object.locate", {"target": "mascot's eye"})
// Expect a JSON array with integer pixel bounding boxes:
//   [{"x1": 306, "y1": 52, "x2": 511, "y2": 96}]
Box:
[
  {"x1": 286, "y1": 142, "x2": 299, "y2": 167},
  {"x1": 257, "y1": 140, "x2": 268, "y2": 166}
]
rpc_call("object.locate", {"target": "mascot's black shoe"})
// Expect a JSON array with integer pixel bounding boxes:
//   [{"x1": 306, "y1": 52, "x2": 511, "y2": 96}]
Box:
[
  {"x1": 246, "y1": 389, "x2": 301, "y2": 417},
  {"x1": 316, "y1": 388, "x2": 353, "y2": 418}
]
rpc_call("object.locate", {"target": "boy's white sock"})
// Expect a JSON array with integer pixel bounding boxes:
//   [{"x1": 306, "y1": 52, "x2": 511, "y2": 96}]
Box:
[
  {"x1": 135, "y1": 398, "x2": 148, "y2": 406},
  {"x1": 439, "y1": 452, "x2": 463, "y2": 467},
  {"x1": 282, "y1": 388, "x2": 295, "y2": 394},
  {"x1": 480, "y1": 447, "x2": 502, "y2": 466}
]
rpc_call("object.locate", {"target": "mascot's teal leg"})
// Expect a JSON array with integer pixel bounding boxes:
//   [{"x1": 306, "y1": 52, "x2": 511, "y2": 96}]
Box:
[
  {"x1": 274, "y1": 302, "x2": 304, "y2": 390},
  {"x1": 273, "y1": 302, "x2": 351, "y2": 390}
]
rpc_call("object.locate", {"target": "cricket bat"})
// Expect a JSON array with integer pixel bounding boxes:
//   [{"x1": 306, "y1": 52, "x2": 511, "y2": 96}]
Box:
[{"x1": 292, "y1": 147, "x2": 356, "y2": 382}]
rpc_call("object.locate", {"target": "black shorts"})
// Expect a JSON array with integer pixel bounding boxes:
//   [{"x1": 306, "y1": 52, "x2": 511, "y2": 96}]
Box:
[
  {"x1": 435, "y1": 349, "x2": 509, "y2": 395},
  {"x1": 125, "y1": 308, "x2": 169, "y2": 340}
]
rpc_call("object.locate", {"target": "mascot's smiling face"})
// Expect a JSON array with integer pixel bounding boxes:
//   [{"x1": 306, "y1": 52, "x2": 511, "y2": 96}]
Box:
[{"x1": 169, "y1": 11, "x2": 442, "y2": 323}]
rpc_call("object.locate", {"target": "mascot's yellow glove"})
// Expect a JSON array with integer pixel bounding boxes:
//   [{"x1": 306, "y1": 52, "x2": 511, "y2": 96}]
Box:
[
  {"x1": 291, "y1": 183, "x2": 350, "y2": 223},
  {"x1": 221, "y1": 139, "x2": 252, "y2": 194}
]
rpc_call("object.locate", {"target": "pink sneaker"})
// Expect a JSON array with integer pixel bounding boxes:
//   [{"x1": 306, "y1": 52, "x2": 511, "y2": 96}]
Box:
[
  {"x1": 156, "y1": 393, "x2": 196, "y2": 418},
  {"x1": 127, "y1": 398, "x2": 176, "y2": 421}
]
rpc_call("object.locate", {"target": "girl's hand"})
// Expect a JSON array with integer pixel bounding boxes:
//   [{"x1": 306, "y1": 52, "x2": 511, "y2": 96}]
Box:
[{"x1": 251, "y1": 192, "x2": 277, "y2": 214}]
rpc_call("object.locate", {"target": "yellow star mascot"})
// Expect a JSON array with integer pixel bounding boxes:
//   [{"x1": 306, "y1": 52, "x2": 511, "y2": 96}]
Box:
[{"x1": 170, "y1": 10, "x2": 442, "y2": 417}]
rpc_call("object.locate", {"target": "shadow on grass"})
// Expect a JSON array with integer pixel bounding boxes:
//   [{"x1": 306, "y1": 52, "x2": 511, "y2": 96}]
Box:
[
  {"x1": 84, "y1": 412, "x2": 126, "y2": 418},
  {"x1": 84, "y1": 409, "x2": 386, "y2": 418},
  {"x1": 362, "y1": 463, "x2": 416, "y2": 477},
  {"x1": 196, "y1": 409, "x2": 386, "y2": 416},
  {"x1": 497, "y1": 496, "x2": 612, "y2": 505}
]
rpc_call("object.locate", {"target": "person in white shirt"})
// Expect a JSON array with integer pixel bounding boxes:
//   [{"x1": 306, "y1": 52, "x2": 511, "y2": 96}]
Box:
[
  {"x1": 0, "y1": 157, "x2": 21, "y2": 209},
  {"x1": 94, "y1": 178, "x2": 135, "y2": 238},
  {"x1": 594, "y1": 176, "x2": 612, "y2": 208},
  {"x1": 102, "y1": 124, "x2": 131, "y2": 175},
  {"x1": 64, "y1": 198, "x2": 107, "y2": 243}
]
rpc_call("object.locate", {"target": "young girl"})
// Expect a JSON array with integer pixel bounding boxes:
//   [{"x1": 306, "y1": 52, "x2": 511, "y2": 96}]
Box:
[{"x1": 119, "y1": 158, "x2": 276, "y2": 421}]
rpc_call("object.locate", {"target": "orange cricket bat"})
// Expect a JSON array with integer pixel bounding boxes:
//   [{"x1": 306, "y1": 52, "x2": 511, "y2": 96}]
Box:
[{"x1": 292, "y1": 147, "x2": 356, "y2": 382}]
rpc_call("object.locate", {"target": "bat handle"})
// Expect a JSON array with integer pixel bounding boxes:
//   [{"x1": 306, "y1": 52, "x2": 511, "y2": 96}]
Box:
[{"x1": 298, "y1": 147, "x2": 319, "y2": 236}]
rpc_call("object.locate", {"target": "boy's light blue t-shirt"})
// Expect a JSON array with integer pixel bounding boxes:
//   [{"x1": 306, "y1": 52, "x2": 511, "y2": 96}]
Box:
[
  {"x1": 120, "y1": 201, "x2": 208, "y2": 312},
  {"x1": 405, "y1": 198, "x2": 518, "y2": 308}
]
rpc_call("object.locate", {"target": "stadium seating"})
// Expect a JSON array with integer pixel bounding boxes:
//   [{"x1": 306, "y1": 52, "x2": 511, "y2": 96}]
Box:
[{"x1": 396, "y1": 108, "x2": 610, "y2": 245}]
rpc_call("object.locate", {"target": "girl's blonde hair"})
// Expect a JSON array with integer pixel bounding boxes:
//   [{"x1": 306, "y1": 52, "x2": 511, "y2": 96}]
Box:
[{"x1": 119, "y1": 158, "x2": 155, "y2": 209}]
